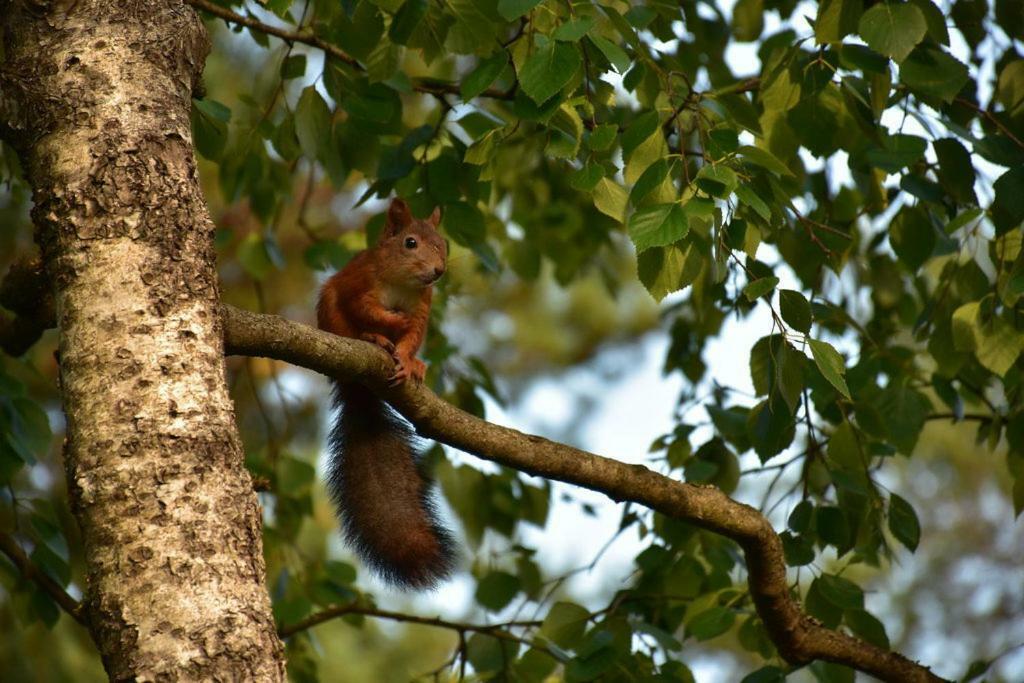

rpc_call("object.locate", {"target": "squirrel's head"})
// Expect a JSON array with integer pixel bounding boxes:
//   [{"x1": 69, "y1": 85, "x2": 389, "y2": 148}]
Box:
[{"x1": 376, "y1": 198, "x2": 447, "y2": 288}]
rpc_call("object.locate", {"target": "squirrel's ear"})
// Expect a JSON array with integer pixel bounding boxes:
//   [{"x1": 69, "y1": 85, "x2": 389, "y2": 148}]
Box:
[
  {"x1": 386, "y1": 198, "x2": 412, "y2": 231},
  {"x1": 428, "y1": 206, "x2": 442, "y2": 227}
]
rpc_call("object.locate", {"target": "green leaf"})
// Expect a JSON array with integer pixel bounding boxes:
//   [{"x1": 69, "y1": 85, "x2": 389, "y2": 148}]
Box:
[
  {"x1": 900, "y1": 45, "x2": 969, "y2": 104},
  {"x1": 997, "y1": 60, "x2": 1024, "y2": 115},
  {"x1": 518, "y1": 41, "x2": 581, "y2": 104},
  {"x1": 808, "y1": 339, "x2": 851, "y2": 400},
  {"x1": 749, "y1": 336, "x2": 774, "y2": 397},
  {"x1": 782, "y1": 531, "x2": 816, "y2": 565},
  {"x1": 637, "y1": 243, "x2": 703, "y2": 301},
  {"x1": 621, "y1": 111, "x2": 659, "y2": 159},
  {"x1": 743, "y1": 276, "x2": 779, "y2": 301},
  {"x1": 687, "y1": 606, "x2": 735, "y2": 641},
  {"x1": 552, "y1": 16, "x2": 596, "y2": 42},
  {"x1": 733, "y1": 0, "x2": 765, "y2": 41},
  {"x1": 865, "y1": 134, "x2": 927, "y2": 173},
  {"x1": 747, "y1": 399, "x2": 796, "y2": 462},
  {"x1": 592, "y1": 177, "x2": 628, "y2": 223},
  {"x1": 625, "y1": 137, "x2": 666, "y2": 190},
  {"x1": 540, "y1": 601, "x2": 589, "y2": 649},
  {"x1": 29, "y1": 590, "x2": 60, "y2": 628},
  {"x1": 806, "y1": 576, "x2": 843, "y2": 626},
  {"x1": 788, "y1": 87, "x2": 843, "y2": 157},
  {"x1": 442, "y1": 202, "x2": 499, "y2": 271},
  {"x1": 9, "y1": 398, "x2": 51, "y2": 458},
  {"x1": 0, "y1": 439, "x2": 27, "y2": 482},
  {"x1": 858, "y1": 2, "x2": 927, "y2": 63},
  {"x1": 845, "y1": 609, "x2": 890, "y2": 649},
  {"x1": 389, "y1": 0, "x2": 427, "y2": 45},
  {"x1": 272, "y1": 113, "x2": 300, "y2": 162},
  {"x1": 466, "y1": 634, "x2": 517, "y2": 674},
  {"x1": 816, "y1": 574, "x2": 864, "y2": 610},
  {"x1": 342, "y1": 84, "x2": 402, "y2": 125},
  {"x1": 889, "y1": 205, "x2": 936, "y2": 270},
  {"x1": 817, "y1": 505, "x2": 851, "y2": 551},
  {"x1": 888, "y1": 493, "x2": 921, "y2": 551},
  {"x1": 908, "y1": 0, "x2": 949, "y2": 44},
  {"x1": 826, "y1": 421, "x2": 870, "y2": 492},
  {"x1": 333, "y1": 3, "x2": 385, "y2": 61},
  {"x1": 278, "y1": 456, "x2": 316, "y2": 492},
  {"x1": 570, "y1": 163, "x2": 605, "y2": 191},
  {"x1": 461, "y1": 52, "x2": 508, "y2": 101},
  {"x1": 963, "y1": 659, "x2": 993, "y2": 682},
  {"x1": 737, "y1": 145, "x2": 794, "y2": 176},
  {"x1": 816, "y1": 0, "x2": 863, "y2": 44},
  {"x1": 952, "y1": 302, "x2": 982, "y2": 352},
  {"x1": 237, "y1": 233, "x2": 277, "y2": 280},
  {"x1": 564, "y1": 657, "x2": 612, "y2": 682},
  {"x1": 369, "y1": 0, "x2": 403, "y2": 12},
  {"x1": 587, "y1": 124, "x2": 617, "y2": 151},
  {"x1": 588, "y1": 34, "x2": 631, "y2": 73},
  {"x1": 628, "y1": 204, "x2": 689, "y2": 252},
  {"x1": 475, "y1": 571, "x2": 521, "y2": 611},
  {"x1": 629, "y1": 158, "x2": 668, "y2": 205},
  {"x1": 741, "y1": 666, "x2": 787, "y2": 683},
  {"x1": 324, "y1": 560, "x2": 357, "y2": 586},
  {"x1": 952, "y1": 303, "x2": 1024, "y2": 376},
  {"x1": 464, "y1": 129, "x2": 498, "y2": 165},
  {"x1": 295, "y1": 86, "x2": 333, "y2": 164},
  {"x1": 191, "y1": 98, "x2": 230, "y2": 161},
  {"x1": 634, "y1": 620, "x2": 683, "y2": 651},
  {"x1": 696, "y1": 165, "x2": 738, "y2": 197},
  {"x1": 779, "y1": 290, "x2": 812, "y2": 332},
  {"x1": 976, "y1": 315, "x2": 1024, "y2": 377},
  {"x1": 547, "y1": 104, "x2": 583, "y2": 159},
  {"x1": 877, "y1": 383, "x2": 932, "y2": 453},
  {"x1": 933, "y1": 138, "x2": 977, "y2": 204},
  {"x1": 365, "y1": 37, "x2": 401, "y2": 82},
  {"x1": 991, "y1": 166, "x2": 1024, "y2": 235},
  {"x1": 497, "y1": 0, "x2": 541, "y2": 21},
  {"x1": 280, "y1": 54, "x2": 307, "y2": 80},
  {"x1": 735, "y1": 185, "x2": 771, "y2": 221},
  {"x1": 516, "y1": 649, "x2": 558, "y2": 680}
]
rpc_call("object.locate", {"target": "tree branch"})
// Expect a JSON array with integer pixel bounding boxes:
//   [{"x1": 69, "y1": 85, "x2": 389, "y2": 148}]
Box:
[
  {"x1": 220, "y1": 304, "x2": 948, "y2": 683},
  {"x1": 0, "y1": 530, "x2": 87, "y2": 625},
  {"x1": 279, "y1": 602, "x2": 542, "y2": 643},
  {"x1": 185, "y1": 0, "x2": 514, "y2": 101}
]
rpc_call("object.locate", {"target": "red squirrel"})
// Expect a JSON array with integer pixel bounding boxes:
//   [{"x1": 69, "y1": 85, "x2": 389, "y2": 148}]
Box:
[{"x1": 317, "y1": 198, "x2": 453, "y2": 589}]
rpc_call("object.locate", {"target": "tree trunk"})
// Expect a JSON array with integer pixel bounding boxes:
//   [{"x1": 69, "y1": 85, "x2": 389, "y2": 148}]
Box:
[{"x1": 1, "y1": 1, "x2": 285, "y2": 679}]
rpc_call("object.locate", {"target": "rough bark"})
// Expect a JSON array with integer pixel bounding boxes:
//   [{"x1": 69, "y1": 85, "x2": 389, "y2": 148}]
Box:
[
  {"x1": 0, "y1": 1, "x2": 284, "y2": 679},
  {"x1": 222, "y1": 305, "x2": 949, "y2": 683}
]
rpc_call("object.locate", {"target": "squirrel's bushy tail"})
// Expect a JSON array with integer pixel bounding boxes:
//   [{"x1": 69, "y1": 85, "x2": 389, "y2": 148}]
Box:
[{"x1": 326, "y1": 382, "x2": 454, "y2": 589}]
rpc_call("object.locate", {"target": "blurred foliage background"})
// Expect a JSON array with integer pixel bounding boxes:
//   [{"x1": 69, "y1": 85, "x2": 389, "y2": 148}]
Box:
[{"x1": 2, "y1": 0, "x2": 1024, "y2": 680}]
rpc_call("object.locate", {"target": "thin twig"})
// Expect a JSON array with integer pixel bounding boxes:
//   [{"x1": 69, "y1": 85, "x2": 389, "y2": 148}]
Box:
[
  {"x1": 186, "y1": 0, "x2": 514, "y2": 101},
  {"x1": 279, "y1": 602, "x2": 542, "y2": 641},
  {"x1": 0, "y1": 530, "x2": 87, "y2": 625},
  {"x1": 954, "y1": 96, "x2": 1024, "y2": 150}
]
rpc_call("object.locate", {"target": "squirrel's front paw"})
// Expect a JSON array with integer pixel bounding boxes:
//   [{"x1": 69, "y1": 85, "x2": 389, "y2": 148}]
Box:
[
  {"x1": 409, "y1": 358, "x2": 427, "y2": 382},
  {"x1": 388, "y1": 356, "x2": 426, "y2": 387},
  {"x1": 360, "y1": 332, "x2": 396, "y2": 354}
]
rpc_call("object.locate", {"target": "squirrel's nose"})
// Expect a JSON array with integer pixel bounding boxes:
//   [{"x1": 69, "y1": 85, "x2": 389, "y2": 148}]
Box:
[{"x1": 433, "y1": 266, "x2": 445, "y2": 279}]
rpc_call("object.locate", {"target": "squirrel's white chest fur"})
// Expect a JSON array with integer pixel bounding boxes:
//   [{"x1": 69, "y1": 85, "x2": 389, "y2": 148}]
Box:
[{"x1": 379, "y1": 283, "x2": 421, "y2": 313}]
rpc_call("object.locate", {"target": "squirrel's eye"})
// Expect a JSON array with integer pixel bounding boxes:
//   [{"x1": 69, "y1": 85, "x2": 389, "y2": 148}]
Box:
[{"x1": 404, "y1": 237, "x2": 418, "y2": 249}]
